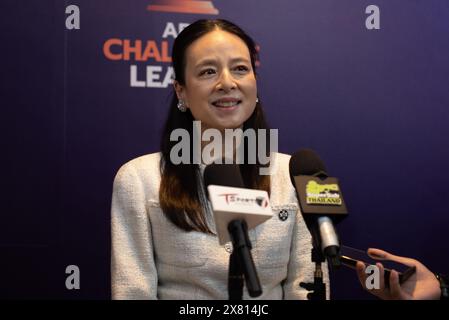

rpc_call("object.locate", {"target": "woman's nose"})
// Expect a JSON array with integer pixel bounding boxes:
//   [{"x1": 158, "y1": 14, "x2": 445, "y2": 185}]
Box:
[{"x1": 216, "y1": 69, "x2": 236, "y2": 92}]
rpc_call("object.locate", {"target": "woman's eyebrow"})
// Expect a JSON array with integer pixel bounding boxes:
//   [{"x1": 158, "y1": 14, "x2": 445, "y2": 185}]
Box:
[
  {"x1": 195, "y1": 58, "x2": 217, "y2": 69},
  {"x1": 229, "y1": 57, "x2": 250, "y2": 64},
  {"x1": 195, "y1": 57, "x2": 250, "y2": 69}
]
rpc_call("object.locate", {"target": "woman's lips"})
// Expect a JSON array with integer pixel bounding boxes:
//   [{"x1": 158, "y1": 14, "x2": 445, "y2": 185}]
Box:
[{"x1": 212, "y1": 99, "x2": 242, "y2": 108}]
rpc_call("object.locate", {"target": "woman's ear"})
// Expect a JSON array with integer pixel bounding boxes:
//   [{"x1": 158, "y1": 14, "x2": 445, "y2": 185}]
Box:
[{"x1": 173, "y1": 80, "x2": 184, "y2": 101}]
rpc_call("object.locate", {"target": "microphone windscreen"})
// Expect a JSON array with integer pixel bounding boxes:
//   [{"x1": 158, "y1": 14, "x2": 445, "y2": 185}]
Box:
[
  {"x1": 204, "y1": 163, "x2": 244, "y2": 189},
  {"x1": 289, "y1": 149, "x2": 328, "y2": 178}
]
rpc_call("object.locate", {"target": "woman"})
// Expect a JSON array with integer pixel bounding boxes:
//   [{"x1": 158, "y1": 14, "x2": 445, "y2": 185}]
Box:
[{"x1": 111, "y1": 19, "x2": 329, "y2": 299}]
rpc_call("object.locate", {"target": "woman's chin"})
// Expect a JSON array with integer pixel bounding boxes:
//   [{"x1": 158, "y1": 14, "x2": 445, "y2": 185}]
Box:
[{"x1": 213, "y1": 121, "x2": 244, "y2": 131}]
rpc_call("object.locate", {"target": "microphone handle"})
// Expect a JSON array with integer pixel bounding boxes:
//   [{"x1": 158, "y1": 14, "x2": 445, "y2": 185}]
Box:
[
  {"x1": 318, "y1": 216, "x2": 341, "y2": 266},
  {"x1": 228, "y1": 219, "x2": 262, "y2": 297},
  {"x1": 318, "y1": 216, "x2": 339, "y2": 251}
]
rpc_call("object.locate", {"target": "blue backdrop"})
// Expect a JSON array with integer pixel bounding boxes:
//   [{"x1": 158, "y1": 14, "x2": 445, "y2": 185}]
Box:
[{"x1": 1, "y1": 0, "x2": 448, "y2": 299}]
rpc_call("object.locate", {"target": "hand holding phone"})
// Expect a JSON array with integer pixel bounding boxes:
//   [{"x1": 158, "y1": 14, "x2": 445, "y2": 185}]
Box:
[
  {"x1": 342, "y1": 246, "x2": 441, "y2": 300},
  {"x1": 340, "y1": 255, "x2": 416, "y2": 287}
]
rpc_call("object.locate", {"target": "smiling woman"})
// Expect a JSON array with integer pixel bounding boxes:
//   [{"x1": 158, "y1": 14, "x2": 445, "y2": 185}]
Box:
[
  {"x1": 174, "y1": 28, "x2": 257, "y2": 132},
  {"x1": 110, "y1": 19, "x2": 329, "y2": 300}
]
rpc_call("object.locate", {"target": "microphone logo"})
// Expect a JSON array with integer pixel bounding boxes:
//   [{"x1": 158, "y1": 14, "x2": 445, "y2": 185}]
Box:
[
  {"x1": 255, "y1": 197, "x2": 269, "y2": 208},
  {"x1": 305, "y1": 180, "x2": 342, "y2": 205},
  {"x1": 219, "y1": 193, "x2": 239, "y2": 204},
  {"x1": 218, "y1": 193, "x2": 269, "y2": 208}
]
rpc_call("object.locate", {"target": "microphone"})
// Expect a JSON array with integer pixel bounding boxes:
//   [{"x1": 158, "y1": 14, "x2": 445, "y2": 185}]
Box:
[
  {"x1": 204, "y1": 163, "x2": 272, "y2": 246},
  {"x1": 204, "y1": 163, "x2": 271, "y2": 298},
  {"x1": 289, "y1": 149, "x2": 348, "y2": 266}
]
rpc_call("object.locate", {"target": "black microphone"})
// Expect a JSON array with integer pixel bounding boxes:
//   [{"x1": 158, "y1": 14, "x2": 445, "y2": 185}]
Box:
[
  {"x1": 204, "y1": 162, "x2": 244, "y2": 189},
  {"x1": 204, "y1": 163, "x2": 266, "y2": 298},
  {"x1": 289, "y1": 149, "x2": 348, "y2": 266}
]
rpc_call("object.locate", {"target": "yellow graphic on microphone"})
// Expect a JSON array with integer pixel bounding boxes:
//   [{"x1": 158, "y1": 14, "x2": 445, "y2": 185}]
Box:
[{"x1": 306, "y1": 180, "x2": 342, "y2": 205}]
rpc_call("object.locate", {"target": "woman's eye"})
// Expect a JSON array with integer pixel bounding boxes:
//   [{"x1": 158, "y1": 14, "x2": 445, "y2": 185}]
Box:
[
  {"x1": 199, "y1": 68, "x2": 216, "y2": 76},
  {"x1": 234, "y1": 65, "x2": 249, "y2": 73}
]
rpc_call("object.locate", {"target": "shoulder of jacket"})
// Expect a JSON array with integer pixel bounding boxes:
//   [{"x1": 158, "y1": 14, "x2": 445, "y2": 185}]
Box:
[
  {"x1": 269, "y1": 152, "x2": 299, "y2": 206},
  {"x1": 270, "y1": 152, "x2": 291, "y2": 176},
  {"x1": 118, "y1": 152, "x2": 160, "y2": 173},
  {"x1": 113, "y1": 152, "x2": 161, "y2": 187}
]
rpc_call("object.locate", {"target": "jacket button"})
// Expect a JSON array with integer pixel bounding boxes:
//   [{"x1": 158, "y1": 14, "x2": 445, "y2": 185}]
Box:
[
  {"x1": 224, "y1": 242, "x2": 233, "y2": 253},
  {"x1": 278, "y1": 209, "x2": 289, "y2": 221}
]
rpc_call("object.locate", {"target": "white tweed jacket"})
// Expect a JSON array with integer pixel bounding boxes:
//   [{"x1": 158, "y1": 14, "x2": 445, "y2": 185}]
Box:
[{"x1": 111, "y1": 152, "x2": 330, "y2": 299}]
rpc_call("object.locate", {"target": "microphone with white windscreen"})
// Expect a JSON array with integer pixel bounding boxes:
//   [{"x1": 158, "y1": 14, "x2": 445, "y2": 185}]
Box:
[{"x1": 204, "y1": 163, "x2": 272, "y2": 298}]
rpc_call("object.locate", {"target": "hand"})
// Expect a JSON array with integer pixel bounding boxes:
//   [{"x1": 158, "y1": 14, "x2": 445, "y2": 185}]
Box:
[{"x1": 355, "y1": 248, "x2": 440, "y2": 300}]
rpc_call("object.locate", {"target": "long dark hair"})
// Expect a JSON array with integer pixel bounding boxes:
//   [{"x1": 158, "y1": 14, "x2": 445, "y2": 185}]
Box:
[{"x1": 160, "y1": 19, "x2": 271, "y2": 233}]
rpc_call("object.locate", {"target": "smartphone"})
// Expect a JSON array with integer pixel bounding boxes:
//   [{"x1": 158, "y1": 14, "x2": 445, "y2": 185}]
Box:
[{"x1": 339, "y1": 246, "x2": 416, "y2": 287}]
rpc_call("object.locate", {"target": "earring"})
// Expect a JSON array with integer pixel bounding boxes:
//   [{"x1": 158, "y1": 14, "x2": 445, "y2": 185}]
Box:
[
  {"x1": 256, "y1": 98, "x2": 259, "y2": 103},
  {"x1": 177, "y1": 100, "x2": 187, "y2": 112}
]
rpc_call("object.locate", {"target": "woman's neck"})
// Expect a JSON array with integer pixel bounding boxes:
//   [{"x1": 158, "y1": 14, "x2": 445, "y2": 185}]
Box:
[{"x1": 197, "y1": 124, "x2": 243, "y2": 165}]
